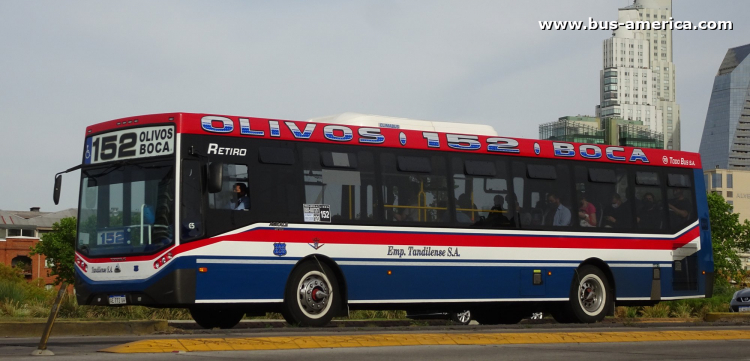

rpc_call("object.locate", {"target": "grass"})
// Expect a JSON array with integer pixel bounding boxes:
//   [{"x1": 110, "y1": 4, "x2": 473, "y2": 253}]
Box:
[
  {"x1": 640, "y1": 303, "x2": 671, "y2": 318},
  {"x1": 614, "y1": 279, "x2": 735, "y2": 319}
]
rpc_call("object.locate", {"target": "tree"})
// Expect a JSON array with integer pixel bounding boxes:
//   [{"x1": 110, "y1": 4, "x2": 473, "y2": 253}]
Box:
[
  {"x1": 30, "y1": 217, "x2": 76, "y2": 285},
  {"x1": 707, "y1": 192, "x2": 750, "y2": 281}
]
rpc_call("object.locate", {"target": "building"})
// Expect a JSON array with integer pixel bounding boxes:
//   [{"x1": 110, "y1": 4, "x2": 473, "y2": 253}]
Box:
[
  {"x1": 703, "y1": 168, "x2": 750, "y2": 274},
  {"x1": 0, "y1": 207, "x2": 77, "y2": 286},
  {"x1": 596, "y1": 0, "x2": 681, "y2": 150},
  {"x1": 539, "y1": 115, "x2": 664, "y2": 149},
  {"x1": 698, "y1": 43, "x2": 750, "y2": 170},
  {"x1": 703, "y1": 168, "x2": 743, "y2": 213},
  {"x1": 539, "y1": 116, "x2": 605, "y2": 144}
]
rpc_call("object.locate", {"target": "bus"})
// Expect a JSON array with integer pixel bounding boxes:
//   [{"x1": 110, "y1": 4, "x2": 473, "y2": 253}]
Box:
[{"x1": 53, "y1": 112, "x2": 713, "y2": 328}]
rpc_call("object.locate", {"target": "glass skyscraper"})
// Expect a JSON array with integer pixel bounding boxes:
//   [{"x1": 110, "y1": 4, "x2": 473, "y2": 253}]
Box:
[{"x1": 699, "y1": 43, "x2": 750, "y2": 170}]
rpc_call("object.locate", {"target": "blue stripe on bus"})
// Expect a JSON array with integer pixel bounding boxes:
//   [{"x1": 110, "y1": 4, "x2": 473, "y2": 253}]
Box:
[{"x1": 76, "y1": 255, "x2": 700, "y2": 303}]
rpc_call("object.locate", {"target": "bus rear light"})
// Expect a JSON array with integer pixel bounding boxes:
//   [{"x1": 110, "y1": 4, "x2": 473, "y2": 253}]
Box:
[
  {"x1": 387, "y1": 270, "x2": 392, "y2": 275},
  {"x1": 199, "y1": 267, "x2": 208, "y2": 273}
]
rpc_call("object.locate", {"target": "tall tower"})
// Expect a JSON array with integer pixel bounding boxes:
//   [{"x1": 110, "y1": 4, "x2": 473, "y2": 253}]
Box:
[
  {"x1": 699, "y1": 43, "x2": 750, "y2": 170},
  {"x1": 596, "y1": 0, "x2": 680, "y2": 150}
]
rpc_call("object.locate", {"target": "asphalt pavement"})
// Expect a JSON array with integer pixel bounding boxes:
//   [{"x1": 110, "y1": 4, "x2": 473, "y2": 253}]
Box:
[{"x1": 1, "y1": 324, "x2": 750, "y2": 360}]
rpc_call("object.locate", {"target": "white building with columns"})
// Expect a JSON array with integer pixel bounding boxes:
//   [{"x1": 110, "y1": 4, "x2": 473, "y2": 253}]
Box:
[{"x1": 596, "y1": 0, "x2": 680, "y2": 150}]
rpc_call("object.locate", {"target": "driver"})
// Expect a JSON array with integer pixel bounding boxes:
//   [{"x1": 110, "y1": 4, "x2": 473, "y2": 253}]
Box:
[{"x1": 231, "y1": 183, "x2": 250, "y2": 210}]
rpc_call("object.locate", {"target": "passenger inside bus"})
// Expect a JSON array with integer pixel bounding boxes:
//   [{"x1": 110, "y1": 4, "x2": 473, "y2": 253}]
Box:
[
  {"x1": 668, "y1": 189, "x2": 692, "y2": 229},
  {"x1": 486, "y1": 195, "x2": 510, "y2": 227},
  {"x1": 455, "y1": 193, "x2": 474, "y2": 223},
  {"x1": 601, "y1": 193, "x2": 631, "y2": 228},
  {"x1": 543, "y1": 193, "x2": 571, "y2": 226},
  {"x1": 578, "y1": 194, "x2": 597, "y2": 227},
  {"x1": 394, "y1": 192, "x2": 420, "y2": 222},
  {"x1": 505, "y1": 194, "x2": 526, "y2": 227},
  {"x1": 231, "y1": 182, "x2": 250, "y2": 210},
  {"x1": 637, "y1": 192, "x2": 663, "y2": 229}
]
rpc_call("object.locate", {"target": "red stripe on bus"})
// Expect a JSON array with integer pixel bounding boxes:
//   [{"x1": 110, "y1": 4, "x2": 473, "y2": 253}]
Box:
[{"x1": 77, "y1": 226, "x2": 700, "y2": 264}]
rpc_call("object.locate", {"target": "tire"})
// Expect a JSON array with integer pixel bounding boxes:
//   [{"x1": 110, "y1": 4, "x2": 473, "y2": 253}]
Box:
[
  {"x1": 450, "y1": 310, "x2": 472, "y2": 325},
  {"x1": 282, "y1": 261, "x2": 340, "y2": 327},
  {"x1": 189, "y1": 307, "x2": 245, "y2": 329},
  {"x1": 560, "y1": 265, "x2": 612, "y2": 323}
]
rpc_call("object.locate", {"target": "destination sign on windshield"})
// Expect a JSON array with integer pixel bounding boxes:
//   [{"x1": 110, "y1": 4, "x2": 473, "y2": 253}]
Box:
[{"x1": 84, "y1": 125, "x2": 174, "y2": 165}]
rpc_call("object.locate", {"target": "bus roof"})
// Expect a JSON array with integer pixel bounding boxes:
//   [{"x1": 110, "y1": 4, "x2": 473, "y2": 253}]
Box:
[{"x1": 306, "y1": 113, "x2": 498, "y2": 136}]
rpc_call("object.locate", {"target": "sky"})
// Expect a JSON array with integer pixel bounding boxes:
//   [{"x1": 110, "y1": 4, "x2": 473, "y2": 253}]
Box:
[{"x1": 0, "y1": 0, "x2": 747, "y2": 212}]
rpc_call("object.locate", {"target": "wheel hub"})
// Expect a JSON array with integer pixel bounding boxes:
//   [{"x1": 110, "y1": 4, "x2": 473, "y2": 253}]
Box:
[
  {"x1": 579, "y1": 278, "x2": 603, "y2": 314},
  {"x1": 456, "y1": 310, "x2": 471, "y2": 323},
  {"x1": 298, "y1": 273, "x2": 331, "y2": 317}
]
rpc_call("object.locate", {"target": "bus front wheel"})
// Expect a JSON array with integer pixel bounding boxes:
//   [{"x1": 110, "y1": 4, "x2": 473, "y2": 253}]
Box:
[
  {"x1": 282, "y1": 261, "x2": 339, "y2": 327},
  {"x1": 189, "y1": 307, "x2": 245, "y2": 329},
  {"x1": 560, "y1": 265, "x2": 612, "y2": 323}
]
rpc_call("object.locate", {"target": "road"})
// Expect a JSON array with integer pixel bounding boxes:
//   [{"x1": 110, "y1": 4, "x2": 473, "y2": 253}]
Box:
[{"x1": 2, "y1": 325, "x2": 750, "y2": 360}]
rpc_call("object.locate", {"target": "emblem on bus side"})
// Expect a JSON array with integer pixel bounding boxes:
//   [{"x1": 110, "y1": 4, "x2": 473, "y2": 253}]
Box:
[
  {"x1": 273, "y1": 242, "x2": 287, "y2": 257},
  {"x1": 399, "y1": 132, "x2": 407, "y2": 146},
  {"x1": 534, "y1": 142, "x2": 540, "y2": 155},
  {"x1": 309, "y1": 238, "x2": 324, "y2": 250}
]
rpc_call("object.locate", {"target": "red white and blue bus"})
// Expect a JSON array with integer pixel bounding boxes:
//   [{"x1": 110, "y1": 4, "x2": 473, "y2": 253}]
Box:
[{"x1": 53, "y1": 112, "x2": 713, "y2": 327}]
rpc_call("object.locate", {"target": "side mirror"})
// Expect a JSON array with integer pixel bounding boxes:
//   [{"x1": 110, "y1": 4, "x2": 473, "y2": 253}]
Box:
[
  {"x1": 207, "y1": 162, "x2": 223, "y2": 193},
  {"x1": 53, "y1": 174, "x2": 62, "y2": 205}
]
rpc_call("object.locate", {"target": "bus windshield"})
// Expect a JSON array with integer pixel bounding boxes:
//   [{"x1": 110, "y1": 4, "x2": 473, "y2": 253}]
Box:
[{"x1": 77, "y1": 160, "x2": 175, "y2": 257}]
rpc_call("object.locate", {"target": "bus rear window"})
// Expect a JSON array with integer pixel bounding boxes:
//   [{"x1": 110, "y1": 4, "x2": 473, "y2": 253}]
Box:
[{"x1": 667, "y1": 173, "x2": 692, "y2": 188}]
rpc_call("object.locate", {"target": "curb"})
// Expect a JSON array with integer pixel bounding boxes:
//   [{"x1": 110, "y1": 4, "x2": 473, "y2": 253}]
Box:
[
  {"x1": 101, "y1": 330, "x2": 750, "y2": 353},
  {"x1": 0, "y1": 320, "x2": 168, "y2": 338},
  {"x1": 704, "y1": 312, "x2": 750, "y2": 322}
]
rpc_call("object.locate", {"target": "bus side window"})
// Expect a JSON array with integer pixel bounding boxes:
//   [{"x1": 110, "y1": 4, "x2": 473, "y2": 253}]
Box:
[
  {"x1": 302, "y1": 147, "x2": 375, "y2": 223},
  {"x1": 520, "y1": 162, "x2": 572, "y2": 228},
  {"x1": 381, "y1": 153, "x2": 448, "y2": 224},
  {"x1": 451, "y1": 157, "x2": 512, "y2": 228},
  {"x1": 667, "y1": 172, "x2": 696, "y2": 232},
  {"x1": 208, "y1": 163, "x2": 249, "y2": 211},
  {"x1": 574, "y1": 166, "x2": 631, "y2": 230},
  {"x1": 634, "y1": 171, "x2": 665, "y2": 231}
]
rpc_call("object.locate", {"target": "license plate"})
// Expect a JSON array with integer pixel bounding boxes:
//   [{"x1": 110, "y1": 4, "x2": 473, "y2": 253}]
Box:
[
  {"x1": 108, "y1": 295, "x2": 127, "y2": 305},
  {"x1": 739, "y1": 306, "x2": 750, "y2": 312}
]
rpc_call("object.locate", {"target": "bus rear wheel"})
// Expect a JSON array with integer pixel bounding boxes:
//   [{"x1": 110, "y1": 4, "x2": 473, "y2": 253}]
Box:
[
  {"x1": 189, "y1": 307, "x2": 245, "y2": 329},
  {"x1": 558, "y1": 265, "x2": 612, "y2": 323},
  {"x1": 282, "y1": 261, "x2": 339, "y2": 327}
]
